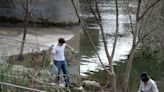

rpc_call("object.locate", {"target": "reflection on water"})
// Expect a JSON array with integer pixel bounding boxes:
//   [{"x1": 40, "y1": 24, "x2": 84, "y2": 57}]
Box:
[
  {"x1": 80, "y1": 29, "x2": 101, "y2": 74},
  {"x1": 80, "y1": 31, "x2": 133, "y2": 75},
  {"x1": 80, "y1": 29, "x2": 100, "y2": 58}
]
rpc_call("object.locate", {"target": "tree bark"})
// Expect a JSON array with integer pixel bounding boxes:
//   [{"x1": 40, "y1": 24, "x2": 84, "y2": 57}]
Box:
[
  {"x1": 19, "y1": 0, "x2": 29, "y2": 58},
  {"x1": 123, "y1": 46, "x2": 136, "y2": 92}
]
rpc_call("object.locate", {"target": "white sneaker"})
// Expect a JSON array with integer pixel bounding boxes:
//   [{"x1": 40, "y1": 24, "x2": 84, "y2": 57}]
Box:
[{"x1": 59, "y1": 83, "x2": 65, "y2": 87}]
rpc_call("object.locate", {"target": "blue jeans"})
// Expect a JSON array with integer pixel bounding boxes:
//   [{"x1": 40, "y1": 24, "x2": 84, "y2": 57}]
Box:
[{"x1": 54, "y1": 60, "x2": 69, "y2": 85}]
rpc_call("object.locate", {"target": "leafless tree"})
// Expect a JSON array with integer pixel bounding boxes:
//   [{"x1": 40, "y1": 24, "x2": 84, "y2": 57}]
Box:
[
  {"x1": 89, "y1": 0, "x2": 119, "y2": 91},
  {"x1": 71, "y1": 0, "x2": 118, "y2": 91},
  {"x1": 5, "y1": 0, "x2": 40, "y2": 58}
]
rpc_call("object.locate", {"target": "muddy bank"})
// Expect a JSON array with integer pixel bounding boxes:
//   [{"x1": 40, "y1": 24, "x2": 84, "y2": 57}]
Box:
[{"x1": 0, "y1": 26, "x2": 81, "y2": 57}]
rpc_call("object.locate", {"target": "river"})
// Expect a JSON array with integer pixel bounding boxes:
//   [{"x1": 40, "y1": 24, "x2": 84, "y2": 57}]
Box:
[
  {"x1": 79, "y1": 0, "x2": 134, "y2": 75},
  {"x1": 79, "y1": 0, "x2": 164, "y2": 91}
]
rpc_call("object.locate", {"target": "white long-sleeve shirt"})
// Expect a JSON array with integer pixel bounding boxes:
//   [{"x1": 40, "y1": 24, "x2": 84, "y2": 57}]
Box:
[{"x1": 138, "y1": 79, "x2": 159, "y2": 92}]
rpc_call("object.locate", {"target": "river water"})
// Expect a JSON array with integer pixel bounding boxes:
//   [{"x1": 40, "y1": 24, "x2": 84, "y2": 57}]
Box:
[
  {"x1": 79, "y1": 0, "x2": 164, "y2": 91},
  {"x1": 80, "y1": 0, "x2": 134, "y2": 75}
]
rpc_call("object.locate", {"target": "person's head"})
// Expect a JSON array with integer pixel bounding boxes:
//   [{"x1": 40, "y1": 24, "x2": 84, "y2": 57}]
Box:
[
  {"x1": 140, "y1": 72, "x2": 150, "y2": 83},
  {"x1": 58, "y1": 38, "x2": 65, "y2": 46}
]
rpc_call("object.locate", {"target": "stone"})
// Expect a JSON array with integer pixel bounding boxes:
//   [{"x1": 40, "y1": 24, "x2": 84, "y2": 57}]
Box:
[{"x1": 82, "y1": 80, "x2": 102, "y2": 92}]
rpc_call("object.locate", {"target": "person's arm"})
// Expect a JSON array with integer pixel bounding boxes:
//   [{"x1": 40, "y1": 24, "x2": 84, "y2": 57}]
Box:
[
  {"x1": 138, "y1": 81, "x2": 142, "y2": 92},
  {"x1": 151, "y1": 82, "x2": 159, "y2": 92},
  {"x1": 50, "y1": 45, "x2": 55, "y2": 65},
  {"x1": 66, "y1": 44, "x2": 75, "y2": 54}
]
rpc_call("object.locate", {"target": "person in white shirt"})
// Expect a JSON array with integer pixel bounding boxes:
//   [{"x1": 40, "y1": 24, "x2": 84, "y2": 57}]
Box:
[
  {"x1": 52, "y1": 38, "x2": 74, "y2": 87},
  {"x1": 138, "y1": 72, "x2": 159, "y2": 92}
]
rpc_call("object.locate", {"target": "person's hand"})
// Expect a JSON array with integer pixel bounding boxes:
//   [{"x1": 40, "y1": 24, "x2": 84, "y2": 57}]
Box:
[
  {"x1": 50, "y1": 60, "x2": 53, "y2": 65},
  {"x1": 72, "y1": 49, "x2": 75, "y2": 54}
]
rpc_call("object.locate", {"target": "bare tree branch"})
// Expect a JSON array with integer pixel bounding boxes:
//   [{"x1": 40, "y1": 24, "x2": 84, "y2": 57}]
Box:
[
  {"x1": 86, "y1": 0, "x2": 100, "y2": 24},
  {"x1": 138, "y1": 7, "x2": 154, "y2": 41},
  {"x1": 141, "y1": 23, "x2": 164, "y2": 42},
  {"x1": 20, "y1": 0, "x2": 27, "y2": 11},
  {"x1": 70, "y1": 0, "x2": 112, "y2": 75},
  {"x1": 111, "y1": 0, "x2": 119, "y2": 60},
  {"x1": 92, "y1": 0, "x2": 118, "y2": 91},
  {"x1": 129, "y1": 15, "x2": 134, "y2": 35},
  {"x1": 137, "y1": 17, "x2": 144, "y2": 41},
  {"x1": 136, "y1": 0, "x2": 141, "y2": 21},
  {"x1": 30, "y1": 0, "x2": 41, "y2": 13},
  {"x1": 138, "y1": 0, "x2": 161, "y2": 21},
  {"x1": 94, "y1": 0, "x2": 113, "y2": 67}
]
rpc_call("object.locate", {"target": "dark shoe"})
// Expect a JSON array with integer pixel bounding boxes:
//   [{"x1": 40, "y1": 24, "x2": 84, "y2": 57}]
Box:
[
  {"x1": 65, "y1": 83, "x2": 68, "y2": 87},
  {"x1": 69, "y1": 84, "x2": 74, "y2": 88},
  {"x1": 65, "y1": 83, "x2": 73, "y2": 88}
]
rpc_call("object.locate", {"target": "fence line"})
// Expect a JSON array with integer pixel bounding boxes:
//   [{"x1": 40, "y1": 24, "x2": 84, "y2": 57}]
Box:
[
  {"x1": 0, "y1": 35, "x2": 49, "y2": 48},
  {"x1": 0, "y1": 81, "x2": 46, "y2": 92}
]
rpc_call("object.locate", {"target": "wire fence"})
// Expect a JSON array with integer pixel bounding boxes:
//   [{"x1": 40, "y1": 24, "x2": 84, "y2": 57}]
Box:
[
  {"x1": 0, "y1": 82, "x2": 46, "y2": 92},
  {"x1": 0, "y1": 35, "x2": 80, "y2": 91}
]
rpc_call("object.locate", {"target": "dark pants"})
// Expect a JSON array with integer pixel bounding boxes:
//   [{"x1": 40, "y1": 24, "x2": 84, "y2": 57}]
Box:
[{"x1": 54, "y1": 60, "x2": 69, "y2": 86}]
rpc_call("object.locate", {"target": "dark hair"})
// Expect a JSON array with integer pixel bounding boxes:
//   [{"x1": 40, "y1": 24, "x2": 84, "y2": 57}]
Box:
[
  {"x1": 141, "y1": 72, "x2": 149, "y2": 82},
  {"x1": 58, "y1": 38, "x2": 65, "y2": 44}
]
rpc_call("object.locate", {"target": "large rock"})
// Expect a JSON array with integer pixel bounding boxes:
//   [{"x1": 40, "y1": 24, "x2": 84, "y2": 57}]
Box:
[{"x1": 82, "y1": 80, "x2": 102, "y2": 92}]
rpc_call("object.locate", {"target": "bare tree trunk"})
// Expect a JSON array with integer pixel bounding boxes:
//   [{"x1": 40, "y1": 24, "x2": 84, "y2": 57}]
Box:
[
  {"x1": 82, "y1": 0, "x2": 118, "y2": 91},
  {"x1": 94, "y1": 0, "x2": 119, "y2": 91},
  {"x1": 93, "y1": 0, "x2": 117, "y2": 91},
  {"x1": 70, "y1": 0, "x2": 113, "y2": 76},
  {"x1": 19, "y1": 18, "x2": 28, "y2": 58},
  {"x1": 123, "y1": 39, "x2": 137, "y2": 92},
  {"x1": 19, "y1": 0, "x2": 29, "y2": 58},
  {"x1": 109, "y1": 0, "x2": 119, "y2": 91}
]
